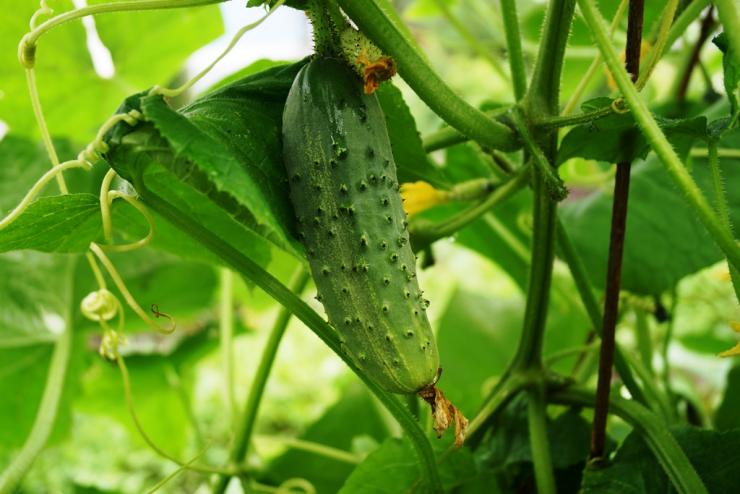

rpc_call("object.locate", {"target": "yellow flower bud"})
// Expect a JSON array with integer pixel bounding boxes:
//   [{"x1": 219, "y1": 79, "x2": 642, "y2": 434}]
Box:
[{"x1": 400, "y1": 181, "x2": 449, "y2": 216}]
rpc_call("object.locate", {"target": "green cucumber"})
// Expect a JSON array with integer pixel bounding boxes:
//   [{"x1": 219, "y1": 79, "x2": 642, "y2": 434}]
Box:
[{"x1": 282, "y1": 57, "x2": 439, "y2": 394}]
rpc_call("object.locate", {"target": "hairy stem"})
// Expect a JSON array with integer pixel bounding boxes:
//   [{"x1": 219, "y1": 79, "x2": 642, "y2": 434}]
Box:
[
  {"x1": 512, "y1": 0, "x2": 574, "y2": 370},
  {"x1": 338, "y1": 0, "x2": 519, "y2": 151},
  {"x1": 213, "y1": 269, "x2": 310, "y2": 494},
  {"x1": 500, "y1": 0, "x2": 527, "y2": 100}
]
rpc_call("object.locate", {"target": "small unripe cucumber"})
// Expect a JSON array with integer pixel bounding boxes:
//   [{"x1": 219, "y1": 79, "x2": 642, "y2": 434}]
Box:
[{"x1": 282, "y1": 57, "x2": 439, "y2": 394}]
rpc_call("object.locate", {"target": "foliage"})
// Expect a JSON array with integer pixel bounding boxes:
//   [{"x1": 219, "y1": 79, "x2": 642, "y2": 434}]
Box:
[{"x1": 1, "y1": 0, "x2": 739, "y2": 493}]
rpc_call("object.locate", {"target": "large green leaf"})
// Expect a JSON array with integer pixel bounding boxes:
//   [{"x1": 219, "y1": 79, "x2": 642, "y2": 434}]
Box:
[
  {"x1": 338, "y1": 436, "x2": 476, "y2": 493},
  {"x1": 581, "y1": 427, "x2": 740, "y2": 493},
  {"x1": 472, "y1": 398, "x2": 599, "y2": 494},
  {"x1": 0, "y1": 254, "x2": 79, "y2": 455},
  {"x1": 105, "y1": 61, "x2": 308, "y2": 260},
  {"x1": 89, "y1": 0, "x2": 223, "y2": 90},
  {"x1": 263, "y1": 384, "x2": 388, "y2": 493},
  {"x1": 561, "y1": 149, "x2": 740, "y2": 294},
  {"x1": 715, "y1": 364, "x2": 740, "y2": 430},
  {"x1": 0, "y1": 0, "x2": 221, "y2": 141},
  {"x1": 557, "y1": 99, "x2": 708, "y2": 166}
]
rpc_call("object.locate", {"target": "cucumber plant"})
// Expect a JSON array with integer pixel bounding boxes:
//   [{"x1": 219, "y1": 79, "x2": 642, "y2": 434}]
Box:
[{"x1": 1, "y1": 0, "x2": 739, "y2": 493}]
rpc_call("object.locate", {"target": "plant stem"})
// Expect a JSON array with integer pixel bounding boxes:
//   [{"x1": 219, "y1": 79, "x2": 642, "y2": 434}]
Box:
[
  {"x1": 534, "y1": 104, "x2": 615, "y2": 129},
  {"x1": 555, "y1": 220, "x2": 647, "y2": 405},
  {"x1": 674, "y1": 7, "x2": 715, "y2": 101},
  {"x1": 338, "y1": 0, "x2": 520, "y2": 151},
  {"x1": 212, "y1": 268, "x2": 310, "y2": 494},
  {"x1": 432, "y1": 0, "x2": 508, "y2": 78},
  {"x1": 708, "y1": 141, "x2": 740, "y2": 301},
  {"x1": 527, "y1": 384, "x2": 556, "y2": 494},
  {"x1": 634, "y1": 0, "x2": 678, "y2": 91},
  {"x1": 511, "y1": 170, "x2": 558, "y2": 370},
  {"x1": 409, "y1": 166, "x2": 529, "y2": 250},
  {"x1": 590, "y1": 0, "x2": 643, "y2": 460},
  {"x1": 421, "y1": 106, "x2": 512, "y2": 152},
  {"x1": 305, "y1": 0, "x2": 342, "y2": 57},
  {"x1": 578, "y1": 0, "x2": 740, "y2": 275},
  {"x1": 550, "y1": 385, "x2": 709, "y2": 494},
  {"x1": 664, "y1": 0, "x2": 711, "y2": 53},
  {"x1": 523, "y1": 0, "x2": 576, "y2": 117},
  {"x1": 255, "y1": 436, "x2": 362, "y2": 465},
  {"x1": 511, "y1": 0, "x2": 574, "y2": 371},
  {"x1": 500, "y1": 0, "x2": 527, "y2": 100},
  {"x1": 634, "y1": 306, "x2": 652, "y2": 374},
  {"x1": 219, "y1": 268, "x2": 237, "y2": 429},
  {"x1": 133, "y1": 184, "x2": 443, "y2": 493},
  {"x1": 509, "y1": 110, "x2": 567, "y2": 201},
  {"x1": 0, "y1": 261, "x2": 75, "y2": 494}
]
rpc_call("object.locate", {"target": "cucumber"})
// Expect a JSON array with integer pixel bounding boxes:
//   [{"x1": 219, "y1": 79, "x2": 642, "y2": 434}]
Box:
[{"x1": 282, "y1": 57, "x2": 439, "y2": 394}]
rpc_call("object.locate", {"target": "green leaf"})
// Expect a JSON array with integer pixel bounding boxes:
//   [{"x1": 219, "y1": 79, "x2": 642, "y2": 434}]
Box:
[
  {"x1": 0, "y1": 254, "x2": 79, "y2": 453},
  {"x1": 0, "y1": 0, "x2": 221, "y2": 141},
  {"x1": 106, "y1": 61, "x2": 307, "y2": 259},
  {"x1": 263, "y1": 384, "x2": 388, "y2": 493},
  {"x1": 436, "y1": 288, "x2": 522, "y2": 413},
  {"x1": 339, "y1": 436, "x2": 476, "y2": 493},
  {"x1": 715, "y1": 364, "x2": 740, "y2": 430},
  {"x1": 473, "y1": 398, "x2": 598, "y2": 493},
  {"x1": 375, "y1": 83, "x2": 446, "y2": 186},
  {"x1": 713, "y1": 32, "x2": 739, "y2": 117},
  {"x1": 0, "y1": 194, "x2": 102, "y2": 253},
  {"x1": 558, "y1": 100, "x2": 708, "y2": 166},
  {"x1": 581, "y1": 427, "x2": 740, "y2": 494},
  {"x1": 88, "y1": 0, "x2": 223, "y2": 90},
  {"x1": 560, "y1": 151, "x2": 740, "y2": 294},
  {"x1": 0, "y1": 253, "x2": 71, "y2": 346}
]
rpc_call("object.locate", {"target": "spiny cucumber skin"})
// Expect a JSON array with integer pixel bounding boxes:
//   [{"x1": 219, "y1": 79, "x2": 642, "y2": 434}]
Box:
[{"x1": 282, "y1": 57, "x2": 439, "y2": 394}]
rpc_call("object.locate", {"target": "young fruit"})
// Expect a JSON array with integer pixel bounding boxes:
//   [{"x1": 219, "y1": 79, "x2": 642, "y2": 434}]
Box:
[{"x1": 281, "y1": 56, "x2": 439, "y2": 395}]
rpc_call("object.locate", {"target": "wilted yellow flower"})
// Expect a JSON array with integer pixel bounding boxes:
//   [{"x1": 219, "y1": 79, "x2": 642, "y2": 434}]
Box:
[{"x1": 400, "y1": 181, "x2": 449, "y2": 216}]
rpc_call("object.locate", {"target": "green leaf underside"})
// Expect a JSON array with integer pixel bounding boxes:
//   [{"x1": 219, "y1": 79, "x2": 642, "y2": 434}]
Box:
[
  {"x1": 263, "y1": 385, "x2": 387, "y2": 493},
  {"x1": 338, "y1": 436, "x2": 476, "y2": 493},
  {"x1": 581, "y1": 427, "x2": 740, "y2": 493}
]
